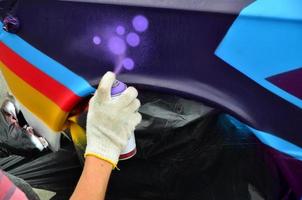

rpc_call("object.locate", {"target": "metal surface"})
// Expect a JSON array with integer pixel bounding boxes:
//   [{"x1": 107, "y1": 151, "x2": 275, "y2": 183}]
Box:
[{"x1": 61, "y1": 0, "x2": 254, "y2": 13}]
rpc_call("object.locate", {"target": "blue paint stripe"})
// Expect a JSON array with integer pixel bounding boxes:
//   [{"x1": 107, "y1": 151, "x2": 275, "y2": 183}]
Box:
[
  {"x1": 0, "y1": 22, "x2": 95, "y2": 97},
  {"x1": 256, "y1": 77, "x2": 302, "y2": 109},
  {"x1": 215, "y1": 0, "x2": 302, "y2": 109},
  {"x1": 216, "y1": 16, "x2": 302, "y2": 78},
  {"x1": 239, "y1": 0, "x2": 302, "y2": 22},
  {"x1": 224, "y1": 115, "x2": 302, "y2": 161},
  {"x1": 249, "y1": 127, "x2": 302, "y2": 161}
]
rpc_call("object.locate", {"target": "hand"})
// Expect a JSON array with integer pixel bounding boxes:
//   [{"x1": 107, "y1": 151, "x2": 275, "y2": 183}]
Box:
[{"x1": 85, "y1": 72, "x2": 142, "y2": 167}]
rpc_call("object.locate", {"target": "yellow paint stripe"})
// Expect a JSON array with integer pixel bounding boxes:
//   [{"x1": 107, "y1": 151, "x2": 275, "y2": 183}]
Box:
[
  {"x1": 69, "y1": 116, "x2": 87, "y2": 151},
  {"x1": 0, "y1": 61, "x2": 68, "y2": 131}
]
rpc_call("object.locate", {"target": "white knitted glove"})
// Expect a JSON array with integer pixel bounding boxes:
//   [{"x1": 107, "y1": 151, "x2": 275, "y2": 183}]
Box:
[{"x1": 85, "y1": 72, "x2": 142, "y2": 167}]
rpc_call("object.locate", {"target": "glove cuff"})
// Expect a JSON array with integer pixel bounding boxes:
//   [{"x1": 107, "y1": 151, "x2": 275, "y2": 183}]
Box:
[{"x1": 84, "y1": 132, "x2": 121, "y2": 169}]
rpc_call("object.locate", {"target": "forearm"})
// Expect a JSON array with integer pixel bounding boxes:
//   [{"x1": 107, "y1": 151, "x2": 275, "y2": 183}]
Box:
[{"x1": 70, "y1": 156, "x2": 112, "y2": 200}]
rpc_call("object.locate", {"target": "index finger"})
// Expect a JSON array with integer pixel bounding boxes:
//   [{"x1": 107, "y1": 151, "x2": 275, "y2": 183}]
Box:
[{"x1": 95, "y1": 71, "x2": 116, "y2": 102}]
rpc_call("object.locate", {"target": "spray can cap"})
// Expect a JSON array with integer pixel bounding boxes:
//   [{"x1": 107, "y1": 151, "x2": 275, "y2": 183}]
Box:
[{"x1": 111, "y1": 80, "x2": 127, "y2": 97}]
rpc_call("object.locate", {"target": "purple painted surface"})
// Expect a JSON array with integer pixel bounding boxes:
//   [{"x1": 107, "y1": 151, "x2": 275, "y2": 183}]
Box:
[
  {"x1": 126, "y1": 32, "x2": 140, "y2": 47},
  {"x1": 15, "y1": 0, "x2": 302, "y2": 149},
  {"x1": 92, "y1": 36, "x2": 101, "y2": 45},
  {"x1": 116, "y1": 25, "x2": 126, "y2": 35},
  {"x1": 267, "y1": 147, "x2": 302, "y2": 199},
  {"x1": 132, "y1": 15, "x2": 149, "y2": 32},
  {"x1": 122, "y1": 57, "x2": 135, "y2": 70},
  {"x1": 90, "y1": 15, "x2": 147, "y2": 73},
  {"x1": 14, "y1": 0, "x2": 302, "y2": 171},
  {"x1": 267, "y1": 68, "x2": 302, "y2": 100},
  {"x1": 108, "y1": 36, "x2": 126, "y2": 55}
]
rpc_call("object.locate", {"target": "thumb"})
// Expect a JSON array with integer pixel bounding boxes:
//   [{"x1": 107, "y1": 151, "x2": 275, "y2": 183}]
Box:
[{"x1": 95, "y1": 71, "x2": 116, "y2": 102}]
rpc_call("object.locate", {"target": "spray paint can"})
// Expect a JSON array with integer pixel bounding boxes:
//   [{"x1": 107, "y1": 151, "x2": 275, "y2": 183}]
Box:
[
  {"x1": 111, "y1": 80, "x2": 137, "y2": 160},
  {"x1": 3, "y1": 15, "x2": 20, "y2": 33}
]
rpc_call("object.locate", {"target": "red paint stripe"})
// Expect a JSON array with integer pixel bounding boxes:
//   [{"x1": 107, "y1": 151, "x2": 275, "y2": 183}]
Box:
[{"x1": 0, "y1": 42, "x2": 81, "y2": 112}]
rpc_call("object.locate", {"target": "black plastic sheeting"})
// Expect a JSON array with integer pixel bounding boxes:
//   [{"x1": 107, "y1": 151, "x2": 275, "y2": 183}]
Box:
[
  {"x1": 0, "y1": 91, "x2": 293, "y2": 199},
  {"x1": 0, "y1": 145, "x2": 82, "y2": 199},
  {"x1": 79, "y1": 91, "x2": 290, "y2": 199}
]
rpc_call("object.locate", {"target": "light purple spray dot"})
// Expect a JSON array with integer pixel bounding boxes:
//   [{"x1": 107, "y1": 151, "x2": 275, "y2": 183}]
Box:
[
  {"x1": 122, "y1": 58, "x2": 135, "y2": 70},
  {"x1": 126, "y1": 32, "x2": 140, "y2": 47},
  {"x1": 132, "y1": 15, "x2": 149, "y2": 32},
  {"x1": 93, "y1": 36, "x2": 101, "y2": 45},
  {"x1": 108, "y1": 36, "x2": 126, "y2": 55},
  {"x1": 116, "y1": 25, "x2": 126, "y2": 35}
]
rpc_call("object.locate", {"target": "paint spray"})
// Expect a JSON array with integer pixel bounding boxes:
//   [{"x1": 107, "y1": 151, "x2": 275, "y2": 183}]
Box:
[{"x1": 111, "y1": 80, "x2": 137, "y2": 160}]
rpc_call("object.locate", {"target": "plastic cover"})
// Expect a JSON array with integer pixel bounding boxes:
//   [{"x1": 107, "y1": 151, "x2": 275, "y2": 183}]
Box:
[
  {"x1": 80, "y1": 91, "x2": 290, "y2": 199},
  {"x1": 0, "y1": 145, "x2": 82, "y2": 199},
  {"x1": 0, "y1": 91, "x2": 295, "y2": 199}
]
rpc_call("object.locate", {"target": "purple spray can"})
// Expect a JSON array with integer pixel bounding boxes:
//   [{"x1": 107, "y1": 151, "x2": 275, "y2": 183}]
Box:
[{"x1": 111, "y1": 80, "x2": 137, "y2": 160}]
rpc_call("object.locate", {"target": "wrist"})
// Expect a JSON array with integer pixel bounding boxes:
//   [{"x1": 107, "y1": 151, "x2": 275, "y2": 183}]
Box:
[
  {"x1": 85, "y1": 155, "x2": 113, "y2": 170},
  {"x1": 84, "y1": 152, "x2": 117, "y2": 169}
]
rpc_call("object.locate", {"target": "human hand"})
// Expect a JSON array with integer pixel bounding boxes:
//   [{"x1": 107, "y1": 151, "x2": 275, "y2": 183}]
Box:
[{"x1": 85, "y1": 72, "x2": 142, "y2": 167}]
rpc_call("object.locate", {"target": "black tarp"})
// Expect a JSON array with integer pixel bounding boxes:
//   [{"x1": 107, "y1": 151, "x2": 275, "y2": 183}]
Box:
[
  {"x1": 0, "y1": 145, "x2": 82, "y2": 199},
  {"x1": 83, "y1": 92, "x2": 290, "y2": 199},
  {"x1": 0, "y1": 91, "x2": 293, "y2": 199}
]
